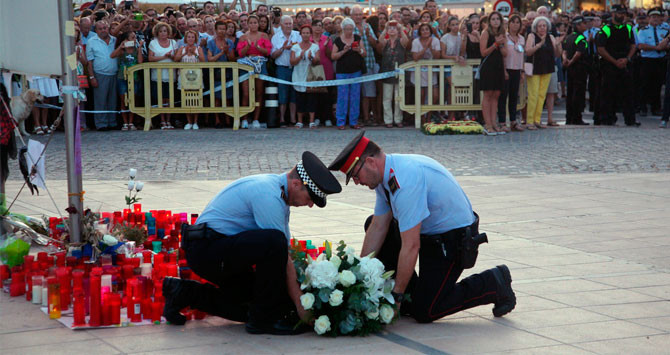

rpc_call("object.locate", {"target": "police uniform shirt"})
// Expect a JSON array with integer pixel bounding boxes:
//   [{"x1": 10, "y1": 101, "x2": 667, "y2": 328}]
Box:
[
  {"x1": 638, "y1": 25, "x2": 669, "y2": 58},
  {"x1": 564, "y1": 31, "x2": 589, "y2": 64},
  {"x1": 596, "y1": 23, "x2": 635, "y2": 59},
  {"x1": 196, "y1": 173, "x2": 291, "y2": 241},
  {"x1": 373, "y1": 154, "x2": 475, "y2": 235}
]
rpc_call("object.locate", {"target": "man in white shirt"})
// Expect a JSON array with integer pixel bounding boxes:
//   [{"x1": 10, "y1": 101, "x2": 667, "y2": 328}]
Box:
[{"x1": 271, "y1": 15, "x2": 301, "y2": 126}]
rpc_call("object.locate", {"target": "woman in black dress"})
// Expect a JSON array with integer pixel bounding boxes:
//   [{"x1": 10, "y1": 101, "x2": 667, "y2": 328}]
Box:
[{"x1": 478, "y1": 11, "x2": 507, "y2": 135}]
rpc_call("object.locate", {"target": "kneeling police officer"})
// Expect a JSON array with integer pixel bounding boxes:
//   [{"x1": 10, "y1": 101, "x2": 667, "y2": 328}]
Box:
[
  {"x1": 329, "y1": 132, "x2": 515, "y2": 322},
  {"x1": 163, "y1": 152, "x2": 341, "y2": 335}
]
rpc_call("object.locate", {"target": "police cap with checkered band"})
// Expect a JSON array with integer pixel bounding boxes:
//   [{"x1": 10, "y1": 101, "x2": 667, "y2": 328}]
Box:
[{"x1": 296, "y1": 151, "x2": 342, "y2": 208}]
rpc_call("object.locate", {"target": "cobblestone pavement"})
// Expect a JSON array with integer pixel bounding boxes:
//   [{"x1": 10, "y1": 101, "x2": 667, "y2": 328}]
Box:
[{"x1": 6, "y1": 112, "x2": 670, "y2": 181}]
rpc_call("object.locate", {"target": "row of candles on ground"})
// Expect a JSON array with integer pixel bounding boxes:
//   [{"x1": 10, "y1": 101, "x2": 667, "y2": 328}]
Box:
[
  {"x1": 48, "y1": 205, "x2": 199, "y2": 243},
  {"x1": 0, "y1": 247, "x2": 205, "y2": 326}
]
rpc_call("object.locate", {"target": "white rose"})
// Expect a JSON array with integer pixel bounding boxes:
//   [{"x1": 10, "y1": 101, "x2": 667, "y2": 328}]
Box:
[
  {"x1": 380, "y1": 304, "x2": 394, "y2": 324},
  {"x1": 358, "y1": 257, "x2": 385, "y2": 291},
  {"x1": 329, "y1": 289, "x2": 344, "y2": 306},
  {"x1": 347, "y1": 253, "x2": 355, "y2": 264},
  {"x1": 366, "y1": 307, "x2": 379, "y2": 320},
  {"x1": 314, "y1": 315, "x2": 331, "y2": 335},
  {"x1": 135, "y1": 181, "x2": 144, "y2": 192},
  {"x1": 330, "y1": 255, "x2": 341, "y2": 270},
  {"x1": 338, "y1": 270, "x2": 356, "y2": 287},
  {"x1": 129, "y1": 168, "x2": 137, "y2": 179},
  {"x1": 306, "y1": 260, "x2": 339, "y2": 289},
  {"x1": 300, "y1": 292, "x2": 315, "y2": 310},
  {"x1": 127, "y1": 180, "x2": 135, "y2": 191}
]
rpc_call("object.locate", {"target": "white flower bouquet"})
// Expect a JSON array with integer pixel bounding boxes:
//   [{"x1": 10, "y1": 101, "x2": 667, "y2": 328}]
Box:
[{"x1": 290, "y1": 240, "x2": 397, "y2": 336}]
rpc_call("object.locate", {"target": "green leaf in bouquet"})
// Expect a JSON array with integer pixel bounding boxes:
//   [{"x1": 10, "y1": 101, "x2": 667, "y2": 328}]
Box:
[
  {"x1": 363, "y1": 250, "x2": 376, "y2": 259},
  {"x1": 318, "y1": 288, "x2": 333, "y2": 303},
  {"x1": 382, "y1": 270, "x2": 395, "y2": 280},
  {"x1": 339, "y1": 318, "x2": 355, "y2": 334},
  {"x1": 325, "y1": 240, "x2": 332, "y2": 259}
]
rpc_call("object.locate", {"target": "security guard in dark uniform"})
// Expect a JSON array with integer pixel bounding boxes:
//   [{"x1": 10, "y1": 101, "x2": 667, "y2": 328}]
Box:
[
  {"x1": 563, "y1": 16, "x2": 590, "y2": 125},
  {"x1": 596, "y1": 5, "x2": 640, "y2": 126},
  {"x1": 329, "y1": 132, "x2": 515, "y2": 323},
  {"x1": 585, "y1": 14, "x2": 603, "y2": 123},
  {"x1": 162, "y1": 152, "x2": 341, "y2": 335}
]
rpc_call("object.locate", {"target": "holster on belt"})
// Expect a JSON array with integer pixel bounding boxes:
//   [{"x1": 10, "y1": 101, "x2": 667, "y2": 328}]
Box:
[
  {"x1": 181, "y1": 223, "x2": 208, "y2": 249},
  {"x1": 459, "y1": 212, "x2": 488, "y2": 269}
]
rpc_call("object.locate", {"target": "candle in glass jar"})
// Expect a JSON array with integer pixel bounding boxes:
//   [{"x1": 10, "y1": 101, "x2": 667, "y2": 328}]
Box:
[
  {"x1": 31, "y1": 275, "x2": 43, "y2": 304},
  {"x1": 47, "y1": 277, "x2": 61, "y2": 319}
]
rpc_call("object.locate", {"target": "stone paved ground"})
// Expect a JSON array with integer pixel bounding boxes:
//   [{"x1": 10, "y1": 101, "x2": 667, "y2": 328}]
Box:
[
  {"x1": 1, "y1": 109, "x2": 670, "y2": 354},
  {"x1": 6, "y1": 111, "x2": 669, "y2": 181}
]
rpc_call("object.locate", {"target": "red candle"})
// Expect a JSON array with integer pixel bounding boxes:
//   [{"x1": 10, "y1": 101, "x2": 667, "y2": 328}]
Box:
[
  {"x1": 190, "y1": 214, "x2": 198, "y2": 225},
  {"x1": 142, "y1": 298, "x2": 152, "y2": 319},
  {"x1": 72, "y1": 270, "x2": 84, "y2": 290},
  {"x1": 73, "y1": 289, "x2": 86, "y2": 326},
  {"x1": 0, "y1": 264, "x2": 9, "y2": 283},
  {"x1": 55, "y1": 252, "x2": 66, "y2": 267},
  {"x1": 151, "y1": 301, "x2": 162, "y2": 323},
  {"x1": 23, "y1": 255, "x2": 34, "y2": 270},
  {"x1": 299, "y1": 240, "x2": 307, "y2": 251},
  {"x1": 153, "y1": 253, "x2": 164, "y2": 265},
  {"x1": 102, "y1": 293, "x2": 112, "y2": 326},
  {"x1": 89, "y1": 273, "x2": 102, "y2": 326},
  {"x1": 110, "y1": 293, "x2": 121, "y2": 325},
  {"x1": 122, "y1": 265, "x2": 134, "y2": 280},
  {"x1": 26, "y1": 271, "x2": 33, "y2": 301},
  {"x1": 133, "y1": 203, "x2": 142, "y2": 213}
]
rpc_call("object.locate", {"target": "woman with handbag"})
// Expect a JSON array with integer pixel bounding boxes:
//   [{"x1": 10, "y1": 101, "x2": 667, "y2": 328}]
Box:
[
  {"x1": 524, "y1": 16, "x2": 561, "y2": 130},
  {"x1": 478, "y1": 11, "x2": 507, "y2": 136},
  {"x1": 290, "y1": 25, "x2": 320, "y2": 129},
  {"x1": 498, "y1": 14, "x2": 525, "y2": 132}
]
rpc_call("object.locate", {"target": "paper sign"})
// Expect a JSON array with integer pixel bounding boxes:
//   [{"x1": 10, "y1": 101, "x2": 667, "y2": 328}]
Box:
[
  {"x1": 66, "y1": 53, "x2": 77, "y2": 71},
  {"x1": 65, "y1": 20, "x2": 75, "y2": 37}
]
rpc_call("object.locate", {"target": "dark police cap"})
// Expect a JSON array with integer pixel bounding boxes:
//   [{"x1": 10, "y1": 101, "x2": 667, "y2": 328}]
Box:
[
  {"x1": 296, "y1": 151, "x2": 342, "y2": 208},
  {"x1": 328, "y1": 131, "x2": 370, "y2": 185},
  {"x1": 611, "y1": 4, "x2": 627, "y2": 13},
  {"x1": 572, "y1": 16, "x2": 585, "y2": 24}
]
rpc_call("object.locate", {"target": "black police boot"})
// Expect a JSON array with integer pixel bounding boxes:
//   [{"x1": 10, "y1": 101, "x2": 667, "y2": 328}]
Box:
[
  {"x1": 245, "y1": 311, "x2": 308, "y2": 336},
  {"x1": 491, "y1": 265, "x2": 516, "y2": 317},
  {"x1": 162, "y1": 277, "x2": 195, "y2": 325}
]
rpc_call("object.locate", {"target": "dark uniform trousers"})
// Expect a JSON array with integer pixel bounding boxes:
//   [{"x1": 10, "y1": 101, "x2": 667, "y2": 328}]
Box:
[
  {"x1": 600, "y1": 63, "x2": 636, "y2": 125},
  {"x1": 566, "y1": 63, "x2": 588, "y2": 123},
  {"x1": 662, "y1": 63, "x2": 670, "y2": 122},
  {"x1": 640, "y1": 57, "x2": 667, "y2": 113},
  {"x1": 588, "y1": 63, "x2": 602, "y2": 123},
  {"x1": 180, "y1": 226, "x2": 293, "y2": 324},
  {"x1": 365, "y1": 216, "x2": 498, "y2": 323}
]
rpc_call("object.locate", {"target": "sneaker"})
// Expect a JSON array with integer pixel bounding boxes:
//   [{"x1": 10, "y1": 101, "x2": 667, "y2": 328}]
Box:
[
  {"x1": 314, "y1": 119, "x2": 321, "y2": 126},
  {"x1": 325, "y1": 120, "x2": 333, "y2": 127},
  {"x1": 295, "y1": 122, "x2": 304, "y2": 129},
  {"x1": 184, "y1": 123, "x2": 192, "y2": 130},
  {"x1": 122, "y1": 124, "x2": 129, "y2": 131},
  {"x1": 309, "y1": 122, "x2": 317, "y2": 129},
  {"x1": 251, "y1": 120, "x2": 261, "y2": 129},
  {"x1": 260, "y1": 123, "x2": 267, "y2": 129},
  {"x1": 241, "y1": 119, "x2": 249, "y2": 129},
  {"x1": 192, "y1": 123, "x2": 199, "y2": 130},
  {"x1": 129, "y1": 123, "x2": 137, "y2": 131},
  {"x1": 660, "y1": 121, "x2": 667, "y2": 128}
]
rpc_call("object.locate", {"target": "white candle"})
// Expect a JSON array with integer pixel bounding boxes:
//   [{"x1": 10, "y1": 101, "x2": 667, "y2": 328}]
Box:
[
  {"x1": 32, "y1": 285, "x2": 42, "y2": 304},
  {"x1": 41, "y1": 287, "x2": 48, "y2": 306}
]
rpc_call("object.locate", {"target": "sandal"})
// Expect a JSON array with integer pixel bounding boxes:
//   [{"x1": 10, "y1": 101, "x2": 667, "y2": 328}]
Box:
[
  {"x1": 309, "y1": 122, "x2": 317, "y2": 129},
  {"x1": 386, "y1": 124, "x2": 393, "y2": 128},
  {"x1": 535, "y1": 123, "x2": 547, "y2": 129},
  {"x1": 122, "y1": 124, "x2": 129, "y2": 131},
  {"x1": 337, "y1": 125, "x2": 346, "y2": 130},
  {"x1": 295, "y1": 122, "x2": 304, "y2": 129},
  {"x1": 511, "y1": 122, "x2": 525, "y2": 132},
  {"x1": 547, "y1": 121, "x2": 559, "y2": 127},
  {"x1": 161, "y1": 122, "x2": 168, "y2": 130},
  {"x1": 34, "y1": 126, "x2": 44, "y2": 135},
  {"x1": 129, "y1": 123, "x2": 137, "y2": 130},
  {"x1": 526, "y1": 125, "x2": 538, "y2": 130},
  {"x1": 482, "y1": 126, "x2": 498, "y2": 136}
]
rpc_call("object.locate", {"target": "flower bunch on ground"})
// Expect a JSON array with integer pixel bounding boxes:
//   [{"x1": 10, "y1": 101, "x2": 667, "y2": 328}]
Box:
[
  {"x1": 422, "y1": 120, "x2": 484, "y2": 135},
  {"x1": 291, "y1": 240, "x2": 396, "y2": 336}
]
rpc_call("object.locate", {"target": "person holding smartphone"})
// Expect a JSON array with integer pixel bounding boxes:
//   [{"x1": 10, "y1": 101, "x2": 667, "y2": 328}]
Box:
[
  {"x1": 331, "y1": 18, "x2": 366, "y2": 129},
  {"x1": 111, "y1": 31, "x2": 143, "y2": 131}
]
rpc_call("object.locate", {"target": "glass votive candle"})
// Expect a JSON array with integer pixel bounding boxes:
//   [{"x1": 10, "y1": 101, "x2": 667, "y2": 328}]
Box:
[
  {"x1": 100, "y1": 254, "x2": 113, "y2": 266},
  {"x1": 152, "y1": 241, "x2": 162, "y2": 253},
  {"x1": 31, "y1": 275, "x2": 44, "y2": 304}
]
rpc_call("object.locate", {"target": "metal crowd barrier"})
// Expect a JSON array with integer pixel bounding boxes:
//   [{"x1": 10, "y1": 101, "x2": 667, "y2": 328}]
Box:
[
  {"x1": 125, "y1": 62, "x2": 256, "y2": 130},
  {"x1": 398, "y1": 59, "x2": 527, "y2": 128}
]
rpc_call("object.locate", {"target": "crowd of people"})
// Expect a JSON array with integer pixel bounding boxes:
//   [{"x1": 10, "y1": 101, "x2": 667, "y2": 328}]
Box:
[{"x1": 20, "y1": 0, "x2": 670, "y2": 134}]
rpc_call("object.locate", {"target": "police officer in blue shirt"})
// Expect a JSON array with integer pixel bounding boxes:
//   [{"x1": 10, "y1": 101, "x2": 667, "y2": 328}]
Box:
[
  {"x1": 162, "y1": 152, "x2": 341, "y2": 335},
  {"x1": 637, "y1": 8, "x2": 669, "y2": 116},
  {"x1": 329, "y1": 132, "x2": 515, "y2": 323}
]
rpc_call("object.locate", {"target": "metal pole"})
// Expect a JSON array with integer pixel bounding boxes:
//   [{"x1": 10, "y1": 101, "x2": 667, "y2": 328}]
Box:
[{"x1": 58, "y1": 0, "x2": 82, "y2": 243}]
